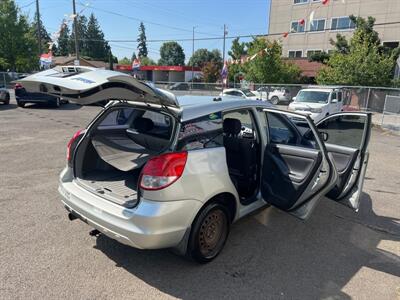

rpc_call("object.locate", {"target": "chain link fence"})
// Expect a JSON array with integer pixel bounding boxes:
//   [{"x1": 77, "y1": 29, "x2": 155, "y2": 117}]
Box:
[{"x1": 0, "y1": 72, "x2": 27, "y2": 89}]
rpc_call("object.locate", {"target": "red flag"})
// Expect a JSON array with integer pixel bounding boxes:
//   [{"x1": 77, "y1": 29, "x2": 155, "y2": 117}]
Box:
[
  {"x1": 283, "y1": 32, "x2": 289, "y2": 38},
  {"x1": 322, "y1": 0, "x2": 329, "y2": 5},
  {"x1": 299, "y1": 18, "x2": 305, "y2": 26}
]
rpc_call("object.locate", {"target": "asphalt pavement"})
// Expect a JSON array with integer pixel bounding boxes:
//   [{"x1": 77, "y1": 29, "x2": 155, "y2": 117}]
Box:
[{"x1": 0, "y1": 96, "x2": 399, "y2": 299}]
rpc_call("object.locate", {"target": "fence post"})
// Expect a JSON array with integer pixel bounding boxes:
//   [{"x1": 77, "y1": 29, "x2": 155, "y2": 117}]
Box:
[
  {"x1": 365, "y1": 88, "x2": 371, "y2": 111},
  {"x1": 381, "y1": 95, "x2": 387, "y2": 126}
]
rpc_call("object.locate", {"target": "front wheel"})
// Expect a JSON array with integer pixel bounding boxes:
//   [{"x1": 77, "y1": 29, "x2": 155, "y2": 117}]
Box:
[
  {"x1": 270, "y1": 96, "x2": 279, "y2": 105},
  {"x1": 187, "y1": 203, "x2": 230, "y2": 263},
  {"x1": 52, "y1": 97, "x2": 60, "y2": 108}
]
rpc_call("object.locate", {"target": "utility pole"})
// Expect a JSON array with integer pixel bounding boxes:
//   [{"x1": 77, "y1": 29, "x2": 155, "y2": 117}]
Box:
[
  {"x1": 35, "y1": 0, "x2": 41, "y2": 56},
  {"x1": 222, "y1": 24, "x2": 227, "y2": 63},
  {"x1": 191, "y1": 26, "x2": 196, "y2": 90},
  {"x1": 72, "y1": 0, "x2": 79, "y2": 64}
]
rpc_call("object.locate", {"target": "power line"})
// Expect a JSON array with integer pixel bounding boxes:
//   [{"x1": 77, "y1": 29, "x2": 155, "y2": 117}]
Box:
[
  {"x1": 77, "y1": 20, "x2": 400, "y2": 43},
  {"x1": 78, "y1": 2, "x2": 220, "y2": 36}
]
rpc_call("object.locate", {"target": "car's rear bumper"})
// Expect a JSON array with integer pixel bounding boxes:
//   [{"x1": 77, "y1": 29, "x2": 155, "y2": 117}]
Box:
[{"x1": 59, "y1": 168, "x2": 201, "y2": 250}]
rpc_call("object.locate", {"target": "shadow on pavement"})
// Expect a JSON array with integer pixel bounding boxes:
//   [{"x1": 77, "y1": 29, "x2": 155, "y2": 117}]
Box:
[
  {"x1": 94, "y1": 193, "x2": 400, "y2": 299},
  {"x1": 0, "y1": 103, "x2": 17, "y2": 111},
  {"x1": 21, "y1": 103, "x2": 82, "y2": 110}
]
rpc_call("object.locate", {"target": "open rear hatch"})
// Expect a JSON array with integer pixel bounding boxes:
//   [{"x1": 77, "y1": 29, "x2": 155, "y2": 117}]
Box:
[{"x1": 14, "y1": 66, "x2": 180, "y2": 109}]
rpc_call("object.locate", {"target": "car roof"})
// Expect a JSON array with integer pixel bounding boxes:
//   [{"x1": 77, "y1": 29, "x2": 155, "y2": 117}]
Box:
[
  {"x1": 176, "y1": 95, "x2": 272, "y2": 122},
  {"x1": 222, "y1": 88, "x2": 247, "y2": 92},
  {"x1": 300, "y1": 88, "x2": 334, "y2": 93}
]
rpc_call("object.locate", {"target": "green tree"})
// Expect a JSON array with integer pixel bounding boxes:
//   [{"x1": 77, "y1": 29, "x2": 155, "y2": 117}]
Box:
[
  {"x1": 228, "y1": 37, "x2": 247, "y2": 60},
  {"x1": 56, "y1": 22, "x2": 70, "y2": 56},
  {"x1": 188, "y1": 48, "x2": 222, "y2": 68},
  {"x1": 31, "y1": 11, "x2": 51, "y2": 54},
  {"x1": 70, "y1": 15, "x2": 88, "y2": 57},
  {"x1": 0, "y1": 0, "x2": 37, "y2": 71},
  {"x1": 131, "y1": 52, "x2": 137, "y2": 61},
  {"x1": 227, "y1": 38, "x2": 248, "y2": 82},
  {"x1": 140, "y1": 56, "x2": 156, "y2": 66},
  {"x1": 244, "y1": 38, "x2": 301, "y2": 83},
  {"x1": 158, "y1": 41, "x2": 185, "y2": 66},
  {"x1": 309, "y1": 51, "x2": 330, "y2": 64},
  {"x1": 317, "y1": 16, "x2": 397, "y2": 86},
  {"x1": 201, "y1": 61, "x2": 220, "y2": 83},
  {"x1": 85, "y1": 13, "x2": 110, "y2": 61},
  {"x1": 137, "y1": 22, "x2": 148, "y2": 58},
  {"x1": 118, "y1": 57, "x2": 131, "y2": 65}
]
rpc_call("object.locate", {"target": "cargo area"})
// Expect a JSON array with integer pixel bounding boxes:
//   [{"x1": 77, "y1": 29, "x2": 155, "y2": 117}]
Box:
[{"x1": 73, "y1": 105, "x2": 174, "y2": 208}]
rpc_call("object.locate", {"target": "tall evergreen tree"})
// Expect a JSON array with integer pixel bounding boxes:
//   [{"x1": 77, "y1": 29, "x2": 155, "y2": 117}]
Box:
[
  {"x1": 131, "y1": 52, "x2": 137, "y2": 61},
  {"x1": 137, "y1": 22, "x2": 148, "y2": 58},
  {"x1": 85, "y1": 13, "x2": 109, "y2": 60},
  {"x1": 56, "y1": 21, "x2": 70, "y2": 56},
  {"x1": 69, "y1": 15, "x2": 88, "y2": 57}
]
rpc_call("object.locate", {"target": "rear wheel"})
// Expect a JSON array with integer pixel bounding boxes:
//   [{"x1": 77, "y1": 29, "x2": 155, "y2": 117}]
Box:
[
  {"x1": 17, "y1": 101, "x2": 25, "y2": 108},
  {"x1": 270, "y1": 96, "x2": 279, "y2": 105},
  {"x1": 4, "y1": 94, "x2": 10, "y2": 105},
  {"x1": 187, "y1": 203, "x2": 230, "y2": 263}
]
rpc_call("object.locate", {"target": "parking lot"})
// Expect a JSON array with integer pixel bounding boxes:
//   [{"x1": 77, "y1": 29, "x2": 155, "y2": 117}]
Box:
[{"x1": 1, "y1": 96, "x2": 399, "y2": 299}]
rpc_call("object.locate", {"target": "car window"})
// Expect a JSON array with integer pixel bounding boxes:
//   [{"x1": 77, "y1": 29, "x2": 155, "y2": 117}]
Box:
[
  {"x1": 223, "y1": 109, "x2": 257, "y2": 140},
  {"x1": 296, "y1": 91, "x2": 330, "y2": 103},
  {"x1": 337, "y1": 92, "x2": 343, "y2": 102},
  {"x1": 317, "y1": 114, "x2": 366, "y2": 149},
  {"x1": 266, "y1": 112, "x2": 318, "y2": 149},
  {"x1": 331, "y1": 92, "x2": 337, "y2": 101},
  {"x1": 177, "y1": 112, "x2": 223, "y2": 150},
  {"x1": 99, "y1": 108, "x2": 134, "y2": 126}
]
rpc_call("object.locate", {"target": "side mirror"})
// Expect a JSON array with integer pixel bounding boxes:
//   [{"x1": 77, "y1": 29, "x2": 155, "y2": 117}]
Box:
[
  {"x1": 331, "y1": 99, "x2": 338, "y2": 103},
  {"x1": 292, "y1": 97, "x2": 296, "y2": 102},
  {"x1": 319, "y1": 131, "x2": 329, "y2": 142}
]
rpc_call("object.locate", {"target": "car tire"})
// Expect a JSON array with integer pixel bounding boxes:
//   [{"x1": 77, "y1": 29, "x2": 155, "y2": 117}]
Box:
[
  {"x1": 4, "y1": 94, "x2": 10, "y2": 105},
  {"x1": 187, "y1": 202, "x2": 230, "y2": 264},
  {"x1": 271, "y1": 96, "x2": 279, "y2": 105},
  {"x1": 17, "y1": 101, "x2": 25, "y2": 108},
  {"x1": 53, "y1": 97, "x2": 61, "y2": 108}
]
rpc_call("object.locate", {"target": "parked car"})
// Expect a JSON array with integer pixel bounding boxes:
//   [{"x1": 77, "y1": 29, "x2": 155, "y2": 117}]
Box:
[
  {"x1": 0, "y1": 87, "x2": 10, "y2": 105},
  {"x1": 219, "y1": 88, "x2": 260, "y2": 100},
  {"x1": 17, "y1": 68, "x2": 372, "y2": 263},
  {"x1": 254, "y1": 87, "x2": 291, "y2": 104},
  {"x1": 169, "y1": 82, "x2": 190, "y2": 91},
  {"x1": 14, "y1": 82, "x2": 63, "y2": 108},
  {"x1": 289, "y1": 88, "x2": 344, "y2": 123}
]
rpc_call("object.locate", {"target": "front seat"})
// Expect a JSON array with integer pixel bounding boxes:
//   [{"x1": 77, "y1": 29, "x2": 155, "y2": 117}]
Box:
[{"x1": 223, "y1": 118, "x2": 258, "y2": 198}]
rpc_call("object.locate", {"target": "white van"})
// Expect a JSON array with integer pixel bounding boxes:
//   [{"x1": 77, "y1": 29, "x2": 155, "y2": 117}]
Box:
[{"x1": 289, "y1": 88, "x2": 344, "y2": 123}]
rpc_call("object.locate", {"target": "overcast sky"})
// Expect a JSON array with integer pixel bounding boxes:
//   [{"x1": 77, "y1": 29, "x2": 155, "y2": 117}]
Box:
[{"x1": 16, "y1": 0, "x2": 270, "y2": 62}]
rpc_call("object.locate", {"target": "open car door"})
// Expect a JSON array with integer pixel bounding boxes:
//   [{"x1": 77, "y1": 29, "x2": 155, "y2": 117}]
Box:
[
  {"x1": 13, "y1": 66, "x2": 179, "y2": 108},
  {"x1": 315, "y1": 112, "x2": 372, "y2": 211},
  {"x1": 261, "y1": 109, "x2": 338, "y2": 220}
]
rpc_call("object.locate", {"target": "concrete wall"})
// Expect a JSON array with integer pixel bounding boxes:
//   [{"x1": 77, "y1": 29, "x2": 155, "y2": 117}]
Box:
[{"x1": 268, "y1": 0, "x2": 400, "y2": 57}]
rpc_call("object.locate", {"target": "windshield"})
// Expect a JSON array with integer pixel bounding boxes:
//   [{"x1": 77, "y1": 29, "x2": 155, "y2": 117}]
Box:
[
  {"x1": 296, "y1": 91, "x2": 330, "y2": 103},
  {"x1": 242, "y1": 89, "x2": 256, "y2": 97}
]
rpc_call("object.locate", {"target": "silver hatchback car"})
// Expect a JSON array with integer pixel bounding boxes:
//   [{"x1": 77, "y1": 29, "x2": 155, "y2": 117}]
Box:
[{"x1": 17, "y1": 67, "x2": 372, "y2": 263}]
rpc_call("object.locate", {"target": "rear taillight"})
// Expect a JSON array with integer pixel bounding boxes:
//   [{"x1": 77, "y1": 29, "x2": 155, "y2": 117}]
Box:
[
  {"x1": 14, "y1": 83, "x2": 22, "y2": 90},
  {"x1": 67, "y1": 129, "x2": 85, "y2": 163},
  {"x1": 140, "y1": 152, "x2": 188, "y2": 190}
]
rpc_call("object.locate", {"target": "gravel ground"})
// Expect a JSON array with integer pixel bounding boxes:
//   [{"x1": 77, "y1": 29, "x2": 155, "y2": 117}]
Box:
[{"x1": 0, "y1": 96, "x2": 399, "y2": 300}]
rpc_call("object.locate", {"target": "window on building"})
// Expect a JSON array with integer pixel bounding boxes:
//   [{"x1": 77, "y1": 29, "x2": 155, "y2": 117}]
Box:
[
  {"x1": 291, "y1": 21, "x2": 305, "y2": 33},
  {"x1": 307, "y1": 50, "x2": 322, "y2": 58},
  {"x1": 294, "y1": 0, "x2": 308, "y2": 4},
  {"x1": 383, "y1": 41, "x2": 400, "y2": 50},
  {"x1": 310, "y1": 19, "x2": 325, "y2": 32},
  {"x1": 288, "y1": 50, "x2": 303, "y2": 58},
  {"x1": 331, "y1": 17, "x2": 356, "y2": 30}
]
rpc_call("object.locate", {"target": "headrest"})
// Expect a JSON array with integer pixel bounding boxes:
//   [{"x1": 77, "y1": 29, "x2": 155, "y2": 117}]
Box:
[
  {"x1": 223, "y1": 118, "x2": 241, "y2": 135},
  {"x1": 133, "y1": 117, "x2": 154, "y2": 133}
]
